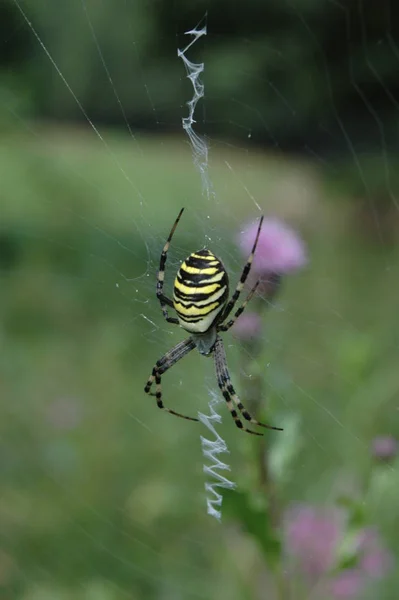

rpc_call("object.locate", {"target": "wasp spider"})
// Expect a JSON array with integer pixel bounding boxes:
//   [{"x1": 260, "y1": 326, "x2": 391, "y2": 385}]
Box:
[{"x1": 144, "y1": 209, "x2": 282, "y2": 435}]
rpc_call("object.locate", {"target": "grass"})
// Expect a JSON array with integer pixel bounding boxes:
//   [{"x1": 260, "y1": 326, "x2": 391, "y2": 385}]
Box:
[{"x1": 1, "y1": 124, "x2": 399, "y2": 599}]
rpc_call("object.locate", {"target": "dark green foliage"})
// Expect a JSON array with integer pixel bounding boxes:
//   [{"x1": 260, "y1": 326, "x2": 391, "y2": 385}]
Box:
[{"x1": 1, "y1": 0, "x2": 398, "y2": 154}]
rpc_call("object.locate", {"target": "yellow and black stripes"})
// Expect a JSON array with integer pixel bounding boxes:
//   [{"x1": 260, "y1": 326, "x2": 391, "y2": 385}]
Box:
[
  {"x1": 173, "y1": 249, "x2": 229, "y2": 332},
  {"x1": 147, "y1": 209, "x2": 283, "y2": 435}
]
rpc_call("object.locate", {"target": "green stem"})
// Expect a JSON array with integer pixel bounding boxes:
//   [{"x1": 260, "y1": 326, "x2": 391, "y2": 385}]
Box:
[{"x1": 240, "y1": 333, "x2": 289, "y2": 599}]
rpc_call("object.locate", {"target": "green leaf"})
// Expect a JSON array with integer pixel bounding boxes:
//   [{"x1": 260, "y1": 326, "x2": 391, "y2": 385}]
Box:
[{"x1": 223, "y1": 488, "x2": 282, "y2": 565}]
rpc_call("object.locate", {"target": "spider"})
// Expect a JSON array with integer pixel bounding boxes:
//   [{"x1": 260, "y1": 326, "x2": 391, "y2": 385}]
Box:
[{"x1": 144, "y1": 208, "x2": 283, "y2": 436}]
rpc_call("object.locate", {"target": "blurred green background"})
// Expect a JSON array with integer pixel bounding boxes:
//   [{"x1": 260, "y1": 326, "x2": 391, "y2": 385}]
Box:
[{"x1": 1, "y1": 1, "x2": 399, "y2": 599}]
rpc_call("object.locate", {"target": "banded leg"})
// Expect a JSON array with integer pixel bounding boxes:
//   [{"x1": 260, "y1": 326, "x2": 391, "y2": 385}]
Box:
[
  {"x1": 213, "y1": 336, "x2": 261, "y2": 435},
  {"x1": 156, "y1": 208, "x2": 185, "y2": 324},
  {"x1": 218, "y1": 280, "x2": 259, "y2": 332},
  {"x1": 214, "y1": 336, "x2": 283, "y2": 433},
  {"x1": 219, "y1": 215, "x2": 263, "y2": 323},
  {"x1": 144, "y1": 337, "x2": 198, "y2": 421}
]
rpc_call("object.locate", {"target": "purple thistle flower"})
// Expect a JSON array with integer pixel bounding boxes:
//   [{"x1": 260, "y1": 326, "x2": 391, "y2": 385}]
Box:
[
  {"x1": 231, "y1": 312, "x2": 262, "y2": 341},
  {"x1": 284, "y1": 504, "x2": 393, "y2": 598},
  {"x1": 284, "y1": 505, "x2": 342, "y2": 580},
  {"x1": 357, "y1": 528, "x2": 393, "y2": 578},
  {"x1": 329, "y1": 569, "x2": 364, "y2": 599},
  {"x1": 371, "y1": 435, "x2": 398, "y2": 462},
  {"x1": 239, "y1": 217, "x2": 307, "y2": 277},
  {"x1": 328, "y1": 528, "x2": 393, "y2": 598}
]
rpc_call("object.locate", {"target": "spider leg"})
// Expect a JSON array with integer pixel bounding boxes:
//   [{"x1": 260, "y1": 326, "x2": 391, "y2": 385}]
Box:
[
  {"x1": 214, "y1": 336, "x2": 283, "y2": 433},
  {"x1": 156, "y1": 208, "x2": 185, "y2": 325},
  {"x1": 144, "y1": 337, "x2": 198, "y2": 421},
  {"x1": 219, "y1": 215, "x2": 263, "y2": 323},
  {"x1": 213, "y1": 336, "x2": 262, "y2": 435},
  {"x1": 218, "y1": 280, "x2": 259, "y2": 332},
  {"x1": 225, "y1": 374, "x2": 283, "y2": 432}
]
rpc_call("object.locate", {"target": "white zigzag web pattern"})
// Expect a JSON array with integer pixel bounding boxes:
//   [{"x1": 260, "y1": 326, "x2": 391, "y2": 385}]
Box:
[
  {"x1": 177, "y1": 21, "x2": 214, "y2": 200},
  {"x1": 178, "y1": 20, "x2": 234, "y2": 520},
  {"x1": 198, "y1": 391, "x2": 236, "y2": 521}
]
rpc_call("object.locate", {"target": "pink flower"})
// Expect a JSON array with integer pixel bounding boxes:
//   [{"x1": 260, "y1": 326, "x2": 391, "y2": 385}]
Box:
[
  {"x1": 371, "y1": 435, "x2": 398, "y2": 461},
  {"x1": 284, "y1": 505, "x2": 342, "y2": 579},
  {"x1": 284, "y1": 504, "x2": 393, "y2": 598},
  {"x1": 328, "y1": 529, "x2": 393, "y2": 598},
  {"x1": 239, "y1": 217, "x2": 307, "y2": 276},
  {"x1": 330, "y1": 569, "x2": 364, "y2": 599},
  {"x1": 232, "y1": 312, "x2": 262, "y2": 341},
  {"x1": 357, "y1": 528, "x2": 393, "y2": 578}
]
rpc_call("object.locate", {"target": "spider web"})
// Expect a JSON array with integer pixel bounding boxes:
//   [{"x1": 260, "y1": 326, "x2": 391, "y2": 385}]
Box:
[{"x1": 1, "y1": 1, "x2": 399, "y2": 598}]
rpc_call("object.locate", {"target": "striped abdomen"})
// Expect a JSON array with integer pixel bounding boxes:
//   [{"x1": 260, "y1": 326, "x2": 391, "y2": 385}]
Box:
[{"x1": 173, "y1": 249, "x2": 229, "y2": 333}]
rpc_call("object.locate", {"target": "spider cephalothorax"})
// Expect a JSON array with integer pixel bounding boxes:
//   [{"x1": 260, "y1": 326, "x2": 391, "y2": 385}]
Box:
[{"x1": 144, "y1": 208, "x2": 282, "y2": 436}]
